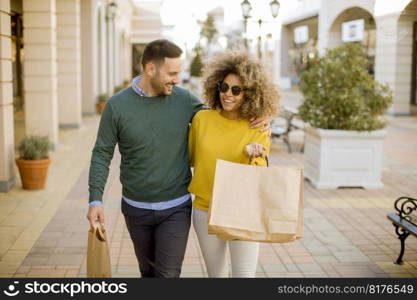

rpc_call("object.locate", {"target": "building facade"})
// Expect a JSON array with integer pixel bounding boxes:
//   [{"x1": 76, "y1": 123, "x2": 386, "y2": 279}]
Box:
[
  {"x1": 0, "y1": 0, "x2": 134, "y2": 192},
  {"x1": 130, "y1": 0, "x2": 163, "y2": 77},
  {"x1": 279, "y1": 0, "x2": 417, "y2": 116}
]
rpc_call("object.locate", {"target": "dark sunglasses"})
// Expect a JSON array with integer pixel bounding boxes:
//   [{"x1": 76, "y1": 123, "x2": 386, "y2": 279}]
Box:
[{"x1": 217, "y1": 82, "x2": 247, "y2": 96}]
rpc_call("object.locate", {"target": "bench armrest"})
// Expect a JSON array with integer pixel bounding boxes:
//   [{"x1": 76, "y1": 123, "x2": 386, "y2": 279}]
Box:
[{"x1": 394, "y1": 196, "x2": 417, "y2": 226}]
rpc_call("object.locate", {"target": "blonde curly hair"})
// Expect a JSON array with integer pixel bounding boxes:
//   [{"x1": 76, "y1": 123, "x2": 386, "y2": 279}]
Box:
[{"x1": 202, "y1": 51, "x2": 279, "y2": 119}]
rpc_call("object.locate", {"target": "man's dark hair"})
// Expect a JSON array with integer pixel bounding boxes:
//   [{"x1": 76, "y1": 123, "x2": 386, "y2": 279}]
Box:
[{"x1": 141, "y1": 39, "x2": 183, "y2": 69}]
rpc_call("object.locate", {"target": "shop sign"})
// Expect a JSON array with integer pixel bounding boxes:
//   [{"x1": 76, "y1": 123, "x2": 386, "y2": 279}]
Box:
[
  {"x1": 342, "y1": 19, "x2": 364, "y2": 42},
  {"x1": 294, "y1": 25, "x2": 309, "y2": 44}
]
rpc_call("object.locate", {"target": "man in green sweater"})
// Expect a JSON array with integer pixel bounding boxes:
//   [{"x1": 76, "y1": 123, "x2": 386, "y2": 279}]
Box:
[{"x1": 86, "y1": 39, "x2": 269, "y2": 278}]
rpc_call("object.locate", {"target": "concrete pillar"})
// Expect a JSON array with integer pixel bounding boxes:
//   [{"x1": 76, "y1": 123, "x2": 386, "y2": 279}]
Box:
[
  {"x1": 80, "y1": 0, "x2": 99, "y2": 115},
  {"x1": 0, "y1": 0, "x2": 15, "y2": 191},
  {"x1": 57, "y1": 0, "x2": 82, "y2": 128},
  {"x1": 23, "y1": 0, "x2": 59, "y2": 148},
  {"x1": 106, "y1": 15, "x2": 115, "y2": 94},
  {"x1": 375, "y1": 2, "x2": 416, "y2": 116},
  {"x1": 391, "y1": 1, "x2": 417, "y2": 115}
]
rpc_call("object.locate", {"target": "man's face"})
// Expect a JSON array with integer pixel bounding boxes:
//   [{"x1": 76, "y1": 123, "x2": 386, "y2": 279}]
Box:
[{"x1": 150, "y1": 57, "x2": 182, "y2": 96}]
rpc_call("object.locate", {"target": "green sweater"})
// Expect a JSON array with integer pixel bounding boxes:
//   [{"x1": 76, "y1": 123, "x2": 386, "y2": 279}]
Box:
[{"x1": 88, "y1": 86, "x2": 203, "y2": 203}]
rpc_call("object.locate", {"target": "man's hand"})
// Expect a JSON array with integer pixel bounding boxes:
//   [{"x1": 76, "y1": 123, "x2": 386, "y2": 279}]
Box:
[
  {"x1": 249, "y1": 116, "x2": 272, "y2": 132},
  {"x1": 87, "y1": 206, "x2": 105, "y2": 228}
]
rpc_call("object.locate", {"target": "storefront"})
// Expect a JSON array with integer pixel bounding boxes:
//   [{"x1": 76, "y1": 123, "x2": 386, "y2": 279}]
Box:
[
  {"x1": 281, "y1": 15, "x2": 318, "y2": 89},
  {"x1": 327, "y1": 7, "x2": 376, "y2": 75}
]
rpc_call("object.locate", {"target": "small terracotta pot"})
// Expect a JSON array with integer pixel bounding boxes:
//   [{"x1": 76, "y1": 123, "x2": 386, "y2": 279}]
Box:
[
  {"x1": 96, "y1": 102, "x2": 106, "y2": 114},
  {"x1": 15, "y1": 158, "x2": 51, "y2": 190}
]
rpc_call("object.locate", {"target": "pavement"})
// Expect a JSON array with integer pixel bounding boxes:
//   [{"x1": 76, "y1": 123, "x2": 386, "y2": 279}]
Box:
[{"x1": 0, "y1": 91, "x2": 417, "y2": 278}]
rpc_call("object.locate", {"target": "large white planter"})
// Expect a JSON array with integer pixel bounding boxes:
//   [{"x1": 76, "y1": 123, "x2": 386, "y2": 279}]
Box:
[{"x1": 304, "y1": 127, "x2": 387, "y2": 189}]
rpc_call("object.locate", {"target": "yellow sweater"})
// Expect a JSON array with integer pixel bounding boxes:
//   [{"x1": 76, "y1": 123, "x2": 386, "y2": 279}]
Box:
[{"x1": 188, "y1": 110, "x2": 270, "y2": 211}]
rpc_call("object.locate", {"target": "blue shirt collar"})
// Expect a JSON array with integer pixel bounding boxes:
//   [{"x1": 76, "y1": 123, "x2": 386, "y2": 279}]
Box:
[{"x1": 131, "y1": 75, "x2": 149, "y2": 97}]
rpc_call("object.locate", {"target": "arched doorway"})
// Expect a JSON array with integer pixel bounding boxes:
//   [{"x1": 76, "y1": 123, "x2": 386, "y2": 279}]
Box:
[{"x1": 328, "y1": 7, "x2": 376, "y2": 75}]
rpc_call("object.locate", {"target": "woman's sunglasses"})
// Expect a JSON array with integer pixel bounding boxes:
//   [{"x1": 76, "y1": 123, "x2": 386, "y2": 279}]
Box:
[{"x1": 217, "y1": 82, "x2": 247, "y2": 96}]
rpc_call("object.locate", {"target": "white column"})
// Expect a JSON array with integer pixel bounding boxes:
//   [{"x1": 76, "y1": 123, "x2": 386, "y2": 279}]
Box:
[
  {"x1": 0, "y1": 0, "x2": 15, "y2": 191},
  {"x1": 375, "y1": 11, "x2": 414, "y2": 116},
  {"x1": 80, "y1": 0, "x2": 98, "y2": 114},
  {"x1": 23, "y1": 0, "x2": 59, "y2": 148},
  {"x1": 106, "y1": 16, "x2": 115, "y2": 94},
  {"x1": 57, "y1": 0, "x2": 82, "y2": 128}
]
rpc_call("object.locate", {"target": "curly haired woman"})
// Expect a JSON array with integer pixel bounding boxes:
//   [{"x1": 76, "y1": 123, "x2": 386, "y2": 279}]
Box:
[{"x1": 188, "y1": 51, "x2": 279, "y2": 277}]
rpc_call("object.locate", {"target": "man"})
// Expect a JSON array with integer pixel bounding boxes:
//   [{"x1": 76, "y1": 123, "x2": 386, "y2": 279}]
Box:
[{"x1": 87, "y1": 39, "x2": 269, "y2": 278}]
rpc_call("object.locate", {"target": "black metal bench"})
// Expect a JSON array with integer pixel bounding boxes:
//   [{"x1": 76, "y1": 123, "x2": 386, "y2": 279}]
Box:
[
  {"x1": 386, "y1": 196, "x2": 417, "y2": 264},
  {"x1": 271, "y1": 106, "x2": 304, "y2": 153}
]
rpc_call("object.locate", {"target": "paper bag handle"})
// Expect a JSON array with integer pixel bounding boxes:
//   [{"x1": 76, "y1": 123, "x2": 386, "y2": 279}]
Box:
[
  {"x1": 91, "y1": 224, "x2": 106, "y2": 242},
  {"x1": 249, "y1": 155, "x2": 269, "y2": 166}
]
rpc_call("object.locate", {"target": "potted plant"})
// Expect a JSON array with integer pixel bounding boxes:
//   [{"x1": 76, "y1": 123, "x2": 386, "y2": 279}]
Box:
[
  {"x1": 96, "y1": 93, "x2": 108, "y2": 115},
  {"x1": 298, "y1": 42, "x2": 392, "y2": 189},
  {"x1": 114, "y1": 85, "x2": 123, "y2": 93},
  {"x1": 15, "y1": 135, "x2": 51, "y2": 190}
]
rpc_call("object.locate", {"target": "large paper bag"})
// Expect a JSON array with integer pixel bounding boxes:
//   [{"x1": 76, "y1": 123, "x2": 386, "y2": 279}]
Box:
[
  {"x1": 87, "y1": 224, "x2": 112, "y2": 278},
  {"x1": 208, "y1": 159, "x2": 304, "y2": 243}
]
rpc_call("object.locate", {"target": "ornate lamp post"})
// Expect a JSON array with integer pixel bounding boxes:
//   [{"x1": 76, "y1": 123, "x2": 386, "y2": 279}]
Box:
[
  {"x1": 240, "y1": 0, "x2": 252, "y2": 50},
  {"x1": 106, "y1": 1, "x2": 118, "y2": 93},
  {"x1": 241, "y1": 0, "x2": 280, "y2": 58},
  {"x1": 270, "y1": 0, "x2": 280, "y2": 18}
]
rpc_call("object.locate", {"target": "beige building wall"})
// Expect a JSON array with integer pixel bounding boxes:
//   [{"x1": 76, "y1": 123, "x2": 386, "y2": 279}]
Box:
[
  {"x1": 81, "y1": 0, "x2": 133, "y2": 114},
  {"x1": 57, "y1": 0, "x2": 82, "y2": 127},
  {"x1": 131, "y1": 1, "x2": 163, "y2": 44},
  {"x1": 23, "y1": 0, "x2": 59, "y2": 147},
  {"x1": 394, "y1": 1, "x2": 417, "y2": 114},
  {"x1": 116, "y1": 0, "x2": 133, "y2": 85},
  {"x1": 313, "y1": 0, "x2": 416, "y2": 115},
  {"x1": 318, "y1": 0, "x2": 376, "y2": 53},
  {"x1": 0, "y1": 0, "x2": 133, "y2": 191},
  {"x1": 0, "y1": 0, "x2": 15, "y2": 191},
  {"x1": 81, "y1": 0, "x2": 99, "y2": 114}
]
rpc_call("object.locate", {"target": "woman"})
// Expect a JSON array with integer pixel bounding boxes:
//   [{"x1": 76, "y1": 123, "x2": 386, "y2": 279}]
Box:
[{"x1": 188, "y1": 51, "x2": 279, "y2": 277}]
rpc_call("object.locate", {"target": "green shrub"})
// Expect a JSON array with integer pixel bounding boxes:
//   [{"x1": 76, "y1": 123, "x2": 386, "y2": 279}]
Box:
[
  {"x1": 18, "y1": 135, "x2": 50, "y2": 160},
  {"x1": 114, "y1": 85, "x2": 123, "y2": 93},
  {"x1": 190, "y1": 53, "x2": 203, "y2": 77},
  {"x1": 97, "y1": 93, "x2": 108, "y2": 103},
  {"x1": 298, "y1": 43, "x2": 392, "y2": 131}
]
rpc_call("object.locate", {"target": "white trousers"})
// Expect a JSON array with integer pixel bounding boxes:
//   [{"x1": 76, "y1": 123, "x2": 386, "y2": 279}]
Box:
[{"x1": 192, "y1": 207, "x2": 259, "y2": 278}]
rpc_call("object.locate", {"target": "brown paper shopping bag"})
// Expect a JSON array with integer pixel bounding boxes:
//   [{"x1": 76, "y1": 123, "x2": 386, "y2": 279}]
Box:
[
  {"x1": 208, "y1": 159, "x2": 304, "y2": 243},
  {"x1": 87, "y1": 224, "x2": 112, "y2": 278}
]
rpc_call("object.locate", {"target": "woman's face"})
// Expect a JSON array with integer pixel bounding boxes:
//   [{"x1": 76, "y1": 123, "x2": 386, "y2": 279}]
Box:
[{"x1": 219, "y1": 73, "x2": 245, "y2": 114}]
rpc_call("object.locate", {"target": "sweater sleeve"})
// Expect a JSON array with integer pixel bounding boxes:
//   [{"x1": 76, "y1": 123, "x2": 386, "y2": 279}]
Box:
[
  {"x1": 88, "y1": 100, "x2": 118, "y2": 203},
  {"x1": 188, "y1": 113, "x2": 199, "y2": 168}
]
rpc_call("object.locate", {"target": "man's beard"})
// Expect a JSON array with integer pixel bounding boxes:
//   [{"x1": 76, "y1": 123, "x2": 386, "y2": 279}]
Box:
[{"x1": 150, "y1": 73, "x2": 173, "y2": 96}]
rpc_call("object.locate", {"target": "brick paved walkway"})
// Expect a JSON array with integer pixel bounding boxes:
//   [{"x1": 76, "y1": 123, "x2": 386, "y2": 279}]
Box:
[{"x1": 1, "y1": 106, "x2": 417, "y2": 278}]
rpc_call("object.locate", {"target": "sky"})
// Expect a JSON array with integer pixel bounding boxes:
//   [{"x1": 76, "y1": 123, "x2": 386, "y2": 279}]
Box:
[
  {"x1": 159, "y1": 0, "x2": 297, "y2": 51},
  {"x1": 132, "y1": 0, "x2": 301, "y2": 53}
]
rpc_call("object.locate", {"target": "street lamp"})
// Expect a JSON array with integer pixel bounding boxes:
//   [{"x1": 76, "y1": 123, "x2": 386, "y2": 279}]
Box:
[
  {"x1": 241, "y1": 0, "x2": 280, "y2": 59},
  {"x1": 269, "y1": 0, "x2": 280, "y2": 18},
  {"x1": 106, "y1": 1, "x2": 118, "y2": 20},
  {"x1": 106, "y1": 1, "x2": 118, "y2": 94},
  {"x1": 240, "y1": 0, "x2": 252, "y2": 50}
]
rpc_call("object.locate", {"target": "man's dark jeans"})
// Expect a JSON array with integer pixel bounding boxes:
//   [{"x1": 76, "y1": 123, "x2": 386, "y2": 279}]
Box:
[{"x1": 121, "y1": 198, "x2": 192, "y2": 278}]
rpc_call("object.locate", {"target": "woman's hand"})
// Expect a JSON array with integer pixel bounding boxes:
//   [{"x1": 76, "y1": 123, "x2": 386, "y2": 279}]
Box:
[{"x1": 246, "y1": 143, "x2": 266, "y2": 158}]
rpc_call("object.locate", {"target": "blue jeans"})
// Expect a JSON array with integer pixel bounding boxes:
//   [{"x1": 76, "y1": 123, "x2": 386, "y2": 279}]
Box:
[{"x1": 121, "y1": 198, "x2": 192, "y2": 278}]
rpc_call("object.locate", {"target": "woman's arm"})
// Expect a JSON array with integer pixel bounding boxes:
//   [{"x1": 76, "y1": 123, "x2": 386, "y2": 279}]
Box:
[{"x1": 246, "y1": 132, "x2": 270, "y2": 166}]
